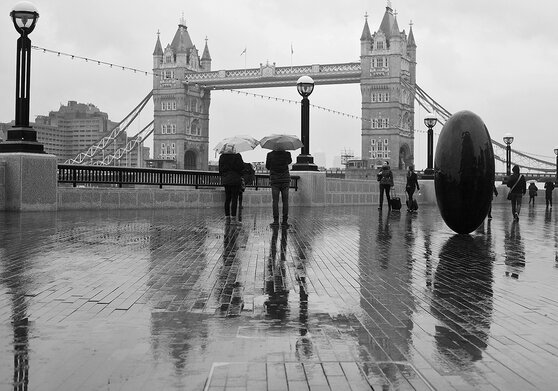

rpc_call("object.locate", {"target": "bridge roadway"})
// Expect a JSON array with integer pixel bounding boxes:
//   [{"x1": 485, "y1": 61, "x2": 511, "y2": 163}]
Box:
[
  {"x1": 184, "y1": 62, "x2": 362, "y2": 89},
  {"x1": 1, "y1": 204, "x2": 557, "y2": 390}
]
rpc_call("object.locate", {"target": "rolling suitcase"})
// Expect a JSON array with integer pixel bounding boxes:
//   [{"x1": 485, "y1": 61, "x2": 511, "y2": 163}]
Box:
[{"x1": 390, "y1": 190, "x2": 402, "y2": 210}]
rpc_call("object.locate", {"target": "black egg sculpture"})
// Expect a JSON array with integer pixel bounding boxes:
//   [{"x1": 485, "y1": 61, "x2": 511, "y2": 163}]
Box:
[{"x1": 434, "y1": 110, "x2": 495, "y2": 234}]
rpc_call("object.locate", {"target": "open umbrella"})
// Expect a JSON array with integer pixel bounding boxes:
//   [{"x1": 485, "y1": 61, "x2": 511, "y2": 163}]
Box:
[
  {"x1": 214, "y1": 135, "x2": 259, "y2": 154},
  {"x1": 259, "y1": 134, "x2": 303, "y2": 151}
]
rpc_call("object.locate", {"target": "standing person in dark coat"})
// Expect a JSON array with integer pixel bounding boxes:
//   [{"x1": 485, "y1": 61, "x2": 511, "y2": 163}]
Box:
[
  {"x1": 218, "y1": 146, "x2": 245, "y2": 223},
  {"x1": 528, "y1": 182, "x2": 538, "y2": 205},
  {"x1": 405, "y1": 164, "x2": 420, "y2": 212},
  {"x1": 266, "y1": 149, "x2": 292, "y2": 227},
  {"x1": 377, "y1": 162, "x2": 394, "y2": 210},
  {"x1": 544, "y1": 181, "x2": 555, "y2": 208},
  {"x1": 506, "y1": 165, "x2": 526, "y2": 221}
]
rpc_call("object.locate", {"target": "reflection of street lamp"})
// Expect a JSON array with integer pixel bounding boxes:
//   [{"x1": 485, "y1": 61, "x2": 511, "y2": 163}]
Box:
[
  {"x1": 503, "y1": 133, "x2": 514, "y2": 176},
  {"x1": 292, "y1": 76, "x2": 318, "y2": 171},
  {"x1": 423, "y1": 113, "x2": 438, "y2": 176},
  {"x1": 0, "y1": 2, "x2": 44, "y2": 153},
  {"x1": 554, "y1": 146, "x2": 558, "y2": 184}
]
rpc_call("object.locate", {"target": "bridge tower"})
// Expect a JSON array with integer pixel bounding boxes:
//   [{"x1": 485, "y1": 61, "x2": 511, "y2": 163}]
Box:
[
  {"x1": 360, "y1": 4, "x2": 416, "y2": 170},
  {"x1": 152, "y1": 16, "x2": 211, "y2": 170}
]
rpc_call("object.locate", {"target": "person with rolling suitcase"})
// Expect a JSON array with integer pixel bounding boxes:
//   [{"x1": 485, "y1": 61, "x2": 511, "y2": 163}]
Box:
[
  {"x1": 405, "y1": 164, "x2": 420, "y2": 212},
  {"x1": 377, "y1": 162, "x2": 394, "y2": 210}
]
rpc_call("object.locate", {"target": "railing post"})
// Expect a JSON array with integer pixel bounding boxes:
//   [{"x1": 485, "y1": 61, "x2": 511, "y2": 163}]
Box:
[
  {"x1": 159, "y1": 171, "x2": 163, "y2": 189},
  {"x1": 72, "y1": 167, "x2": 77, "y2": 187},
  {"x1": 118, "y1": 169, "x2": 123, "y2": 188}
]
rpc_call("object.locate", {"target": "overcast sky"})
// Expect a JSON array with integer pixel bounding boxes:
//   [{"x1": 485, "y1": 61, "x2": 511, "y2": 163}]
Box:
[{"x1": 1, "y1": 0, "x2": 557, "y2": 167}]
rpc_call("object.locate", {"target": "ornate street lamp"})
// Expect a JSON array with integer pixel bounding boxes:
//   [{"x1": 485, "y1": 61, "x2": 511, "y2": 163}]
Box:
[
  {"x1": 423, "y1": 113, "x2": 438, "y2": 176},
  {"x1": 503, "y1": 133, "x2": 514, "y2": 176},
  {"x1": 292, "y1": 75, "x2": 318, "y2": 171},
  {"x1": 0, "y1": 1, "x2": 44, "y2": 153},
  {"x1": 554, "y1": 146, "x2": 558, "y2": 184}
]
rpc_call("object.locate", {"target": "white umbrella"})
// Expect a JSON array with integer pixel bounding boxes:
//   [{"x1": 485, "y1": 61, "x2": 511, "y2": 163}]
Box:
[
  {"x1": 214, "y1": 135, "x2": 259, "y2": 154},
  {"x1": 259, "y1": 134, "x2": 303, "y2": 151}
]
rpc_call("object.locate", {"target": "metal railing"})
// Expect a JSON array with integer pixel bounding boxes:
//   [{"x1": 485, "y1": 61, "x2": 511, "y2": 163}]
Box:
[{"x1": 57, "y1": 164, "x2": 299, "y2": 190}]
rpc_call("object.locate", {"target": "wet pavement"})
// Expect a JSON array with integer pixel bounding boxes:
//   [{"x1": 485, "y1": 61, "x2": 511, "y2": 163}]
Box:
[{"x1": 1, "y1": 203, "x2": 557, "y2": 390}]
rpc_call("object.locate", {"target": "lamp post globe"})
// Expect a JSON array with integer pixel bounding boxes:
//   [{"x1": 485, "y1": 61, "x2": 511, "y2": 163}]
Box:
[
  {"x1": 296, "y1": 75, "x2": 314, "y2": 97},
  {"x1": 423, "y1": 113, "x2": 438, "y2": 177},
  {"x1": 292, "y1": 76, "x2": 318, "y2": 171},
  {"x1": 0, "y1": 1, "x2": 44, "y2": 153},
  {"x1": 11, "y1": 1, "x2": 39, "y2": 34},
  {"x1": 503, "y1": 133, "x2": 514, "y2": 176}
]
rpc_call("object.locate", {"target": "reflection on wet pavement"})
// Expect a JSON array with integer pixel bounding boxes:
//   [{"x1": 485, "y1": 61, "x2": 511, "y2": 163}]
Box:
[{"x1": 1, "y1": 205, "x2": 558, "y2": 390}]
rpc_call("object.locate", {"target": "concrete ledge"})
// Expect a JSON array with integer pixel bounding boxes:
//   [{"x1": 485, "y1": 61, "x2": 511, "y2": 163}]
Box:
[{"x1": 0, "y1": 153, "x2": 57, "y2": 211}]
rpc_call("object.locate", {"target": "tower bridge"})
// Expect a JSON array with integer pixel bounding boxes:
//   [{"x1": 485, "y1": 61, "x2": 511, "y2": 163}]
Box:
[{"x1": 152, "y1": 3, "x2": 417, "y2": 170}]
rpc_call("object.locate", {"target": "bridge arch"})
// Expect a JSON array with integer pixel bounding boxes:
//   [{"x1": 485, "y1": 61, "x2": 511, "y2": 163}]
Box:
[{"x1": 184, "y1": 150, "x2": 197, "y2": 170}]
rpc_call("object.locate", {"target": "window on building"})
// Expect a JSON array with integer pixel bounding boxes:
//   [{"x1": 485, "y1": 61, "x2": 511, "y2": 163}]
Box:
[{"x1": 377, "y1": 41, "x2": 384, "y2": 50}]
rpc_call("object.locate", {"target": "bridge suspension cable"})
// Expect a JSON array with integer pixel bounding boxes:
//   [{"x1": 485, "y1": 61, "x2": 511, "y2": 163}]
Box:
[
  {"x1": 64, "y1": 91, "x2": 153, "y2": 164},
  {"x1": 92, "y1": 121, "x2": 154, "y2": 166}
]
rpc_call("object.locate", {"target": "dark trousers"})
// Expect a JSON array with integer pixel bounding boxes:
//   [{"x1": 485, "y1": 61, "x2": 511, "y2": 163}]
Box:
[
  {"x1": 406, "y1": 187, "x2": 415, "y2": 202},
  {"x1": 379, "y1": 184, "x2": 391, "y2": 208},
  {"x1": 271, "y1": 183, "x2": 289, "y2": 221},
  {"x1": 224, "y1": 184, "x2": 241, "y2": 217},
  {"x1": 546, "y1": 192, "x2": 553, "y2": 207},
  {"x1": 510, "y1": 194, "x2": 522, "y2": 216}
]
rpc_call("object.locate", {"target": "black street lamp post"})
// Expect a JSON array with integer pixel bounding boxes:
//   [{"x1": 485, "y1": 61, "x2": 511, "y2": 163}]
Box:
[
  {"x1": 423, "y1": 113, "x2": 438, "y2": 177},
  {"x1": 291, "y1": 75, "x2": 318, "y2": 171},
  {"x1": 0, "y1": 2, "x2": 44, "y2": 153},
  {"x1": 554, "y1": 146, "x2": 558, "y2": 184},
  {"x1": 503, "y1": 133, "x2": 514, "y2": 176}
]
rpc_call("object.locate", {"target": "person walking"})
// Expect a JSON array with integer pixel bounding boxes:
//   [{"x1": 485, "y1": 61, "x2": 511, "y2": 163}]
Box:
[
  {"x1": 528, "y1": 182, "x2": 538, "y2": 206},
  {"x1": 544, "y1": 181, "x2": 555, "y2": 208},
  {"x1": 405, "y1": 164, "x2": 420, "y2": 212},
  {"x1": 377, "y1": 162, "x2": 394, "y2": 210},
  {"x1": 266, "y1": 149, "x2": 292, "y2": 227},
  {"x1": 218, "y1": 146, "x2": 245, "y2": 223},
  {"x1": 506, "y1": 165, "x2": 526, "y2": 221},
  {"x1": 488, "y1": 185, "x2": 498, "y2": 219}
]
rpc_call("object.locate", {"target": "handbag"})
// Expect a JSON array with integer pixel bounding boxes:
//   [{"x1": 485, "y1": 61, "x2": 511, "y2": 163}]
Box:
[{"x1": 507, "y1": 175, "x2": 523, "y2": 200}]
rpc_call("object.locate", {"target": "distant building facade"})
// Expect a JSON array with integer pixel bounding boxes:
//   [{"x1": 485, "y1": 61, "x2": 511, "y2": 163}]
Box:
[
  {"x1": 152, "y1": 16, "x2": 211, "y2": 170},
  {"x1": 1, "y1": 101, "x2": 147, "y2": 165}
]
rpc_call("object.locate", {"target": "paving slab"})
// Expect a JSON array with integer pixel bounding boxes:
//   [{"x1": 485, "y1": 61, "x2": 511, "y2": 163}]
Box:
[{"x1": 1, "y1": 203, "x2": 557, "y2": 390}]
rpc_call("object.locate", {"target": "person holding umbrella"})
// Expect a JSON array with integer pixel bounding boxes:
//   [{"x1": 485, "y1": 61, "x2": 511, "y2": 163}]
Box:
[
  {"x1": 261, "y1": 134, "x2": 302, "y2": 227},
  {"x1": 218, "y1": 144, "x2": 245, "y2": 223},
  {"x1": 215, "y1": 136, "x2": 259, "y2": 223}
]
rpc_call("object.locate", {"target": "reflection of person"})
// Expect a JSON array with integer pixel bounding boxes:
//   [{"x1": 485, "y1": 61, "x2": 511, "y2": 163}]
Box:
[
  {"x1": 487, "y1": 185, "x2": 498, "y2": 219},
  {"x1": 506, "y1": 165, "x2": 526, "y2": 220},
  {"x1": 405, "y1": 164, "x2": 419, "y2": 212},
  {"x1": 218, "y1": 147, "x2": 245, "y2": 223},
  {"x1": 544, "y1": 181, "x2": 555, "y2": 208},
  {"x1": 266, "y1": 150, "x2": 292, "y2": 227},
  {"x1": 264, "y1": 226, "x2": 289, "y2": 318},
  {"x1": 377, "y1": 162, "x2": 394, "y2": 210},
  {"x1": 504, "y1": 220, "x2": 525, "y2": 279},
  {"x1": 528, "y1": 182, "x2": 538, "y2": 205}
]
